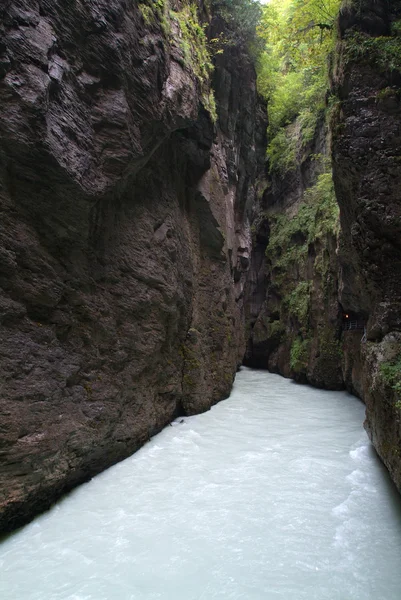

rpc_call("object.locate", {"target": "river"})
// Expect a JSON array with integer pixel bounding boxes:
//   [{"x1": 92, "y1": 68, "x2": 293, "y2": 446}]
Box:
[{"x1": 1, "y1": 368, "x2": 401, "y2": 599}]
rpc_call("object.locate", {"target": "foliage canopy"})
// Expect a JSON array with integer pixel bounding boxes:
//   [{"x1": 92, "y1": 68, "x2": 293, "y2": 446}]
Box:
[
  {"x1": 211, "y1": 0, "x2": 262, "y2": 46},
  {"x1": 256, "y1": 0, "x2": 342, "y2": 172}
]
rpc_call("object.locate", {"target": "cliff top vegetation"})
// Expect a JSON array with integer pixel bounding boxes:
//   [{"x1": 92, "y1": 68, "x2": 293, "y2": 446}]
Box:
[
  {"x1": 211, "y1": 0, "x2": 262, "y2": 45},
  {"x1": 256, "y1": 0, "x2": 342, "y2": 172}
]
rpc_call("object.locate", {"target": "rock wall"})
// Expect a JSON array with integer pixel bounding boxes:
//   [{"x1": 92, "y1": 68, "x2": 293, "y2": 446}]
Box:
[
  {"x1": 331, "y1": 0, "x2": 401, "y2": 489},
  {"x1": 0, "y1": 0, "x2": 266, "y2": 532},
  {"x1": 244, "y1": 119, "x2": 343, "y2": 390},
  {"x1": 245, "y1": 0, "x2": 401, "y2": 491}
]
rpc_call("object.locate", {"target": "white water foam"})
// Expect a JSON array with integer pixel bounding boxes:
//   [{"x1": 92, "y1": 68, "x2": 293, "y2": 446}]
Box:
[{"x1": 1, "y1": 368, "x2": 401, "y2": 600}]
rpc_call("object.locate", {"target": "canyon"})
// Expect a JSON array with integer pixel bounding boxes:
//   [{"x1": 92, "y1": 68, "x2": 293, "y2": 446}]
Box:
[{"x1": 0, "y1": 0, "x2": 400, "y2": 534}]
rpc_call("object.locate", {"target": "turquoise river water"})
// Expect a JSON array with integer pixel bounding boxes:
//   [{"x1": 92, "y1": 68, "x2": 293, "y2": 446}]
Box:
[{"x1": 1, "y1": 368, "x2": 401, "y2": 599}]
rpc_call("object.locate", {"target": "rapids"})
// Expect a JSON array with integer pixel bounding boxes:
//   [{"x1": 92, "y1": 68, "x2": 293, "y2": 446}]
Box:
[{"x1": 1, "y1": 368, "x2": 401, "y2": 599}]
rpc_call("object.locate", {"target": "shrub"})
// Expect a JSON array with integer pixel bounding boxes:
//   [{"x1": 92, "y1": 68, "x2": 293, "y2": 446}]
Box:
[
  {"x1": 344, "y1": 27, "x2": 401, "y2": 73},
  {"x1": 170, "y1": 2, "x2": 217, "y2": 121},
  {"x1": 380, "y1": 354, "x2": 401, "y2": 396},
  {"x1": 285, "y1": 282, "x2": 311, "y2": 328},
  {"x1": 290, "y1": 337, "x2": 311, "y2": 372},
  {"x1": 266, "y1": 168, "x2": 339, "y2": 275},
  {"x1": 211, "y1": 0, "x2": 262, "y2": 47}
]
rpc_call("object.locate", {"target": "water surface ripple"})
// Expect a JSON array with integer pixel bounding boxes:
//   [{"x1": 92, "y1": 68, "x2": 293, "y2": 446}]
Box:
[{"x1": 1, "y1": 368, "x2": 401, "y2": 599}]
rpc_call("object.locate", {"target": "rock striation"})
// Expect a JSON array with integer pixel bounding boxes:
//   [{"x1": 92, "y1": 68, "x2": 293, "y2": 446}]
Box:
[
  {"x1": 332, "y1": 0, "x2": 401, "y2": 489},
  {"x1": 0, "y1": 0, "x2": 266, "y2": 532},
  {"x1": 1, "y1": 0, "x2": 400, "y2": 533}
]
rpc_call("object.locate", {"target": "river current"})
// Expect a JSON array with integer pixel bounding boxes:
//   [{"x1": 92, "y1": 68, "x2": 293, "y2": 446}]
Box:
[{"x1": 1, "y1": 368, "x2": 401, "y2": 599}]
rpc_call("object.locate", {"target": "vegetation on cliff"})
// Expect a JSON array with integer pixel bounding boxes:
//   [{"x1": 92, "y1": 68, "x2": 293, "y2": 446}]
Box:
[
  {"x1": 266, "y1": 168, "x2": 339, "y2": 281},
  {"x1": 343, "y1": 16, "x2": 401, "y2": 73},
  {"x1": 211, "y1": 0, "x2": 262, "y2": 46},
  {"x1": 380, "y1": 353, "x2": 401, "y2": 399},
  {"x1": 264, "y1": 161, "x2": 340, "y2": 381},
  {"x1": 137, "y1": 0, "x2": 263, "y2": 121},
  {"x1": 256, "y1": 0, "x2": 341, "y2": 173},
  {"x1": 171, "y1": 2, "x2": 217, "y2": 118},
  {"x1": 137, "y1": 0, "x2": 217, "y2": 118},
  {"x1": 244, "y1": 0, "x2": 344, "y2": 386}
]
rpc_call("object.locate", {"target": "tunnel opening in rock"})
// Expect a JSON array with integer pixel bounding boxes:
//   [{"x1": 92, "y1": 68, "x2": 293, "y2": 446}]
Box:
[{"x1": 341, "y1": 310, "x2": 366, "y2": 332}]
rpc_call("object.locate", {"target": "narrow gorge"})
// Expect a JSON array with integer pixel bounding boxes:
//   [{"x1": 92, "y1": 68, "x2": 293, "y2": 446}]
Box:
[
  {"x1": 0, "y1": 0, "x2": 400, "y2": 538},
  {"x1": 246, "y1": 0, "x2": 401, "y2": 491}
]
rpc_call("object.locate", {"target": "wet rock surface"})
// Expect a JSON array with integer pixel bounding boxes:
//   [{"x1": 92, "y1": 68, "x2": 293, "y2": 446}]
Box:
[
  {"x1": 331, "y1": 0, "x2": 401, "y2": 489},
  {"x1": 244, "y1": 120, "x2": 343, "y2": 391},
  {"x1": 0, "y1": 0, "x2": 266, "y2": 532}
]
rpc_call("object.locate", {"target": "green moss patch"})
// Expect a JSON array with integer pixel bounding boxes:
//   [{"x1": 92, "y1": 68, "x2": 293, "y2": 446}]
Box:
[
  {"x1": 138, "y1": 0, "x2": 169, "y2": 33},
  {"x1": 290, "y1": 336, "x2": 311, "y2": 373},
  {"x1": 266, "y1": 168, "x2": 339, "y2": 281},
  {"x1": 344, "y1": 26, "x2": 401, "y2": 73},
  {"x1": 380, "y1": 353, "x2": 401, "y2": 397},
  {"x1": 170, "y1": 3, "x2": 217, "y2": 121},
  {"x1": 284, "y1": 281, "x2": 311, "y2": 329}
]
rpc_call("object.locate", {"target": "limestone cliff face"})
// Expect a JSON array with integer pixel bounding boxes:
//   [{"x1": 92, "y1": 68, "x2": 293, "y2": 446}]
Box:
[
  {"x1": 244, "y1": 120, "x2": 343, "y2": 391},
  {"x1": 0, "y1": 0, "x2": 266, "y2": 532},
  {"x1": 332, "y1": 0, "x2": 401, "y2": 489}
]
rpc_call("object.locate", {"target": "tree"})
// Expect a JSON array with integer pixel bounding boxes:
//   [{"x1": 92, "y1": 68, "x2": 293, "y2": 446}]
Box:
[
  {"x1": 256, "y1": 0, "x2": 342, "y2": 171},
  {"x1": 211, "y1": 0, "x2": 262, "y2": 45}
]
